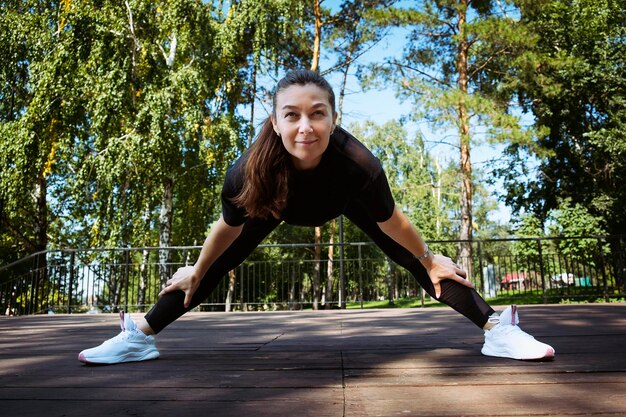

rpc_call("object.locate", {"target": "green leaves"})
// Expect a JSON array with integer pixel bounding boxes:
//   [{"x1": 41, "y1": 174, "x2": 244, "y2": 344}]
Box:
[
  {"x1": 1, "y1": 0, "x2": 253, "y2": 257},
  {"x1": 502, "y1": 0, "x2": 626, "y2": 236},
  {"x1": 2, "y1": 0, "x2": 624, "y2": 268},
  {"x1": 349, "y1": 119, "x2": 453, "y2": 240}
]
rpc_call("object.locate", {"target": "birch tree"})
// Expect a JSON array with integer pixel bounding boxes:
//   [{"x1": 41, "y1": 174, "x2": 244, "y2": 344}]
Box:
[{"x1": 0, "y1": 0, "x2": 81, "y2": 272}]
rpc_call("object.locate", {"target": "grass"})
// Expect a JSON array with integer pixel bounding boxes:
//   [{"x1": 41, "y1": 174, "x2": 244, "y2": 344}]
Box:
[
  {"x1": 346, "y1": 299, "x2": 444, "y2": 309},
  {"x1": 345, "y1": 286, "x2": 625, "y2": 310}
]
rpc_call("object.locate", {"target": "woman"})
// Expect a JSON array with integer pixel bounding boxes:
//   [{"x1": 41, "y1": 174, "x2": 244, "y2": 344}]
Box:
[{"x1": 79, "y1": 70, "x2": 554, "y2": 364}]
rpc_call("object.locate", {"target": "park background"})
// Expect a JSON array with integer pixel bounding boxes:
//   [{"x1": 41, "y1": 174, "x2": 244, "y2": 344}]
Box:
[{"x1": 0, "y1": 0, "x2": 624, "y2": 314}]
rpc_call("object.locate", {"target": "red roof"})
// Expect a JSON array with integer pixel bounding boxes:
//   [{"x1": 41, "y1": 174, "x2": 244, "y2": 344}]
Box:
[{"x1": 501, "y1": 272, "x2": 527, "y2": 283}]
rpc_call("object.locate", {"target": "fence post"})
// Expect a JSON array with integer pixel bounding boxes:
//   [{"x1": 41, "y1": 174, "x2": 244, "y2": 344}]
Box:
[
  {"x1": 68, "y1": 251, "x2": 75, "y2": 314},
  {"x1": 537, "y1": 239, "x2": 547, "y2": 304},
  {"x1": 597, "y1": 237, "x2": 609, "y2": 302}
]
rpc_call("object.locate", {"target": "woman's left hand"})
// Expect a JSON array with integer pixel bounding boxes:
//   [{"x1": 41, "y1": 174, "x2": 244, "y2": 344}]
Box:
[{"x1": 423, "y1": 254, "x2": 474, "y2": 298}]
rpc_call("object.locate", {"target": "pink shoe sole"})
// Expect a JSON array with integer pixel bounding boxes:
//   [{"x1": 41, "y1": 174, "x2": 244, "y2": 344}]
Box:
[{"x1": 524, "y1": 347, "x2": 555, "y2": 361}]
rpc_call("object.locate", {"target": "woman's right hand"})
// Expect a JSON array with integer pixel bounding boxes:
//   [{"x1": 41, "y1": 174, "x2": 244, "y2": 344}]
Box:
[
  {"x1": 158, "y1": 265, "x2": 201, "y2": 308},
  {"x1": 423, "y1": 254, "x2": 474, "y2": 298},
  {"x1": 158, "y1": 216, "x2": 242, "y2": 309}
]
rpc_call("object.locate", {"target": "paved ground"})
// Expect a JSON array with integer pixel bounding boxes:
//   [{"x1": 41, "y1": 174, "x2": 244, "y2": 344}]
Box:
[{"x1": 1, "y1": 304, "x2": 625, "y2": 417}]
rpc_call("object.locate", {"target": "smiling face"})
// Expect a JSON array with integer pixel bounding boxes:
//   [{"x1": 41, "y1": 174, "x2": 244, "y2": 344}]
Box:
[{"x1": 271, "y1": 83, "x2": 337, "y2": 171}]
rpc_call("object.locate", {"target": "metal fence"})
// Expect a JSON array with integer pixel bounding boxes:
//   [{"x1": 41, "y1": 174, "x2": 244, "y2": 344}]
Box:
[{"x1": 1, "y1": 236, "x2": 624, "y2": 315}]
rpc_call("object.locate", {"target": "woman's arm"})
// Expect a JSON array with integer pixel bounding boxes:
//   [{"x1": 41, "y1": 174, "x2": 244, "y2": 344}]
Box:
[
  {"x1": 377, "y1": 206, "x2": 474, "y2": 298},
  {"x1": 159, "y1": 216, "x2": 243, "y2": 308}
]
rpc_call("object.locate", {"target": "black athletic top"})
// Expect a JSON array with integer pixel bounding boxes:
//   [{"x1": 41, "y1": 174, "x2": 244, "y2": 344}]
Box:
[{"x1": 221, "y1": 127, "x2": 395, "y2": 227}]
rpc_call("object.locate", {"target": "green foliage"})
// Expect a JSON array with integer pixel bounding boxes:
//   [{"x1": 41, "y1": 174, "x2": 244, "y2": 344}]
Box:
[
  {"x1": 0, "y1": 1, "x2": 70, "y2": 263},
  {"x1": 1, "y1": 0, "x2": 305, "y2": 259},
  {"x1": 68, "y1": 0, "x2": 240, "y2": 249},
  {"x1": 511, "y1": 199, "x2": 609, "y2": 282},
  {"x1": 547, "y1": 198, "x2": 606, "y2": 238},
  {"x1": 546, "y1": 198, "x2": 607, "y2": 267},
  {"x1": 511, "y1": 213, "x2": 543, "y2": 257},
  {"x1": 2, "y1": 0, "x2": 623, "y2": 299},
  {"x1": 407, "y1": 0, "x2": 538, "y2": 142},
  {"x1": 348, "y1": 120, "x2": 443, "y2": 237},
  {"x1": 500, "y1": 0, "x2": 626, "y2": 236}
]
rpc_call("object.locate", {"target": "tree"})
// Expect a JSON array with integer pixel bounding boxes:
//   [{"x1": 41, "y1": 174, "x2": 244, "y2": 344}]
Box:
[
  {"x1": 497, "y1": 0, "x2": 625, "y2": 290},
  {"x1": 333, "y1": 0, "x2": 400, "y2": 306},
  {"x1": 512, "y1": 198, "x2": 608, "y2": 288},
  {"x1": 326, "y1": 0, "x2": 397, "y2": 122},
  {"x1": 1, "y1": 1, "x2": 294, "y2": 311},
  {"x1": 0, "y1": 0, "x2": 83, "y2": 272},
  {"x1": 349, "y1": 120, "x2": 444, "y2": 235},
  {"x1": 367, "y1": 0, "x2": 536, "y2": 277},
  {"x1": 547, "y1": 198, "x2": 607, "y2": 261},
  {"x1": 499, "y1": 0, "x2": 626, "y2": 237}
]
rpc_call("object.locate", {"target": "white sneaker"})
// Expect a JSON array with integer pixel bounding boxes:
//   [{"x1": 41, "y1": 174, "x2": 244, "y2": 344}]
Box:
[
  {"x1": 78, "y1": 311, "x2": 159, "y2": 364},
  {"x1": 482, "y1": 305, "x2": 555, "y2": 360}
]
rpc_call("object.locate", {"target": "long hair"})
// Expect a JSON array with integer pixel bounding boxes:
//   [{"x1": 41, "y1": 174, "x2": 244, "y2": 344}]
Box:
[{"x1": 231, "y1": 70, "x2": 336, "y2": 220}]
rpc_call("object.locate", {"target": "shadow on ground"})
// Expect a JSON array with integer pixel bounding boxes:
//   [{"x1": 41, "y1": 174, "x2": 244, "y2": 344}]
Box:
[{"x1": 1, "y1": 304, "x2": 626, "y2": 417}]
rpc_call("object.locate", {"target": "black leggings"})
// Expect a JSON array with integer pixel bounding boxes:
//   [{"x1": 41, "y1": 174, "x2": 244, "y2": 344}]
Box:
[{"x1": 145, "y1": 204, "x2": 495, "y2": 333}]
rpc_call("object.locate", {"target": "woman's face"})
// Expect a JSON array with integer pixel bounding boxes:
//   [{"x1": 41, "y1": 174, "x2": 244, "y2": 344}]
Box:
[{"x1": 271, "y1": 83, "x2": 337, "y2": 170}]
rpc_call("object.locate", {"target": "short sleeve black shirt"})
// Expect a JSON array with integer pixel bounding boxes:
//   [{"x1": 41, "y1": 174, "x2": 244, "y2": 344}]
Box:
[{"x1": 221, "y1": 127, "x2": 395, "y2": 227}]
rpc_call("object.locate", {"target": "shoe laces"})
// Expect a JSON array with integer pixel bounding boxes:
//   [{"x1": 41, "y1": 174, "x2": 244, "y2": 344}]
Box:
[
  {"x1": 103, "y1": 311, "x2": 138, "y2": 344},
  {"x1": 492, "y1": 320, "x2": 536, "y2": 341},
  {"x1": 105, "y1": 330, "x2": 132, "y2": 345}
]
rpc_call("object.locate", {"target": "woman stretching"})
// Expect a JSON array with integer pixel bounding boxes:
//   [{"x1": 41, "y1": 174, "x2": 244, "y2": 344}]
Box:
[{"x1": 79, "y1": 70, "x2": 554, "y2": 364}]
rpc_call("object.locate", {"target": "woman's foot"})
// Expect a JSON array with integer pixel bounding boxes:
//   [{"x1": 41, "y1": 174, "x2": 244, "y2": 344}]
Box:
[
  {"x1": 78, "y1": 312, "x2": 160, "y2": 365},
  {"x1": 482, "y1": 305, "x2": 555, "y2": 360}
]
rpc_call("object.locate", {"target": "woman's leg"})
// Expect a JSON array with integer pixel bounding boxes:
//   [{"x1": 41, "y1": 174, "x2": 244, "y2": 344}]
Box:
[
  {"x1": 144, "y1": 217, "x2": 281, "y2": 334},
  {"x1": 344, "y1": 204, "x2": 494, "y2": 328}
]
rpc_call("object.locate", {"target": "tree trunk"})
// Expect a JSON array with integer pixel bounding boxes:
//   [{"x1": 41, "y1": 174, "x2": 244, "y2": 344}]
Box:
[
  {"x1": 434, "y1": 157, "x2": 442, "y2": 235},
  {"x1": 139, "y1": 248, "x2": 149, "y2": 311},
  {"x1": 34, "y1": 171, "x2": 48, "y2": 313},
  {"x1": 386, "y1": 258, "x2": 394, "y2": 305},
  {"x1": 138, "y1": 200, "x2": 151, "y2": 311},
  {"x1": 324, "y1": 219, "x2": 336, "y2": 309},
  {"x1": 159, "y1": 177, "x2": 173, "y2": 287},
  {"x1": 225, "y1": 269, "x2": 236, "y2": 312},
  {"x1": 311, "y1": 0, "x2": 322, "y2": 72},
  {"x1": 248, "y1": 63, "x2": 257, "y2": 147},
  {"x1": 313, "y1": 226, "x2": 322, "y2": 310},
  {"x1": 33, "y1": 172, "x2": 48, "y2": 253},
  {"x1": 337, "y1": 64, "x2": 350, "y2": 125},
  {"x1": 457, "y1": 0, "x2": 473, "y2": 280}
]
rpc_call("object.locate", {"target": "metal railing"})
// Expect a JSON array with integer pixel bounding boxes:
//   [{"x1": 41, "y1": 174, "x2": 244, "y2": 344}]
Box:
[{"x1": 1, "y1": 236, "x2": 624, "y2": 315}]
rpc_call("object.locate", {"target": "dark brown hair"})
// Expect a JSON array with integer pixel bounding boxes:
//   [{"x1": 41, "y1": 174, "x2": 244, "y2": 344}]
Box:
[{"x1": 231, "y1": 70, "x2": 336, "y2": 220}]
